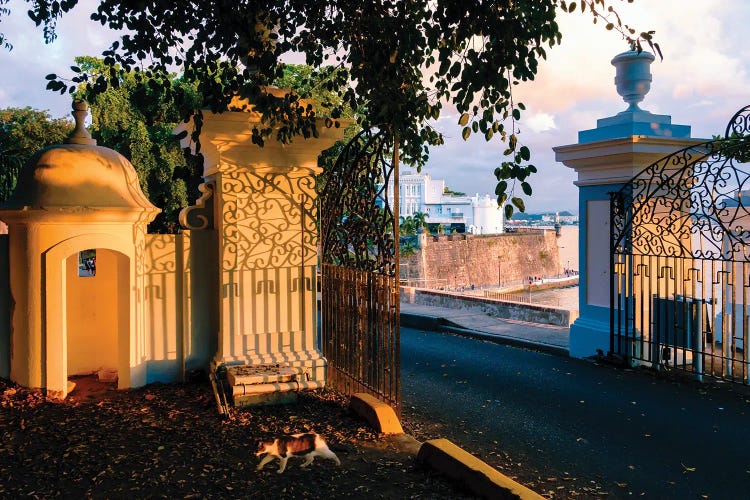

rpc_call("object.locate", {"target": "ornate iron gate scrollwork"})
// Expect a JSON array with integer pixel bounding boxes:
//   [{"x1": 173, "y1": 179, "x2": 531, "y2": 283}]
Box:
[
  {"x1": 320, "y1": 129, "x2": 401, "y2": 414},
  {"x1": 611, "y1": 105, "x2": 750, "y2": 384}
]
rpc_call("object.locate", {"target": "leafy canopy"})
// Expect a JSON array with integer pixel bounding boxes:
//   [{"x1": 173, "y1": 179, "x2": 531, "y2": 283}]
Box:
[
  {"x1": 0, "y1": 106, "x2": 72, "y2": 201},
  {"x1": 72, "y1": 55, "x2": 204, "y2": 233},
  {"x1": 3, "y1": 0, "x2": 655, "y2": 217},
  {"x1": 400, "y1": 211, "x2": 428, "y2": 236}
]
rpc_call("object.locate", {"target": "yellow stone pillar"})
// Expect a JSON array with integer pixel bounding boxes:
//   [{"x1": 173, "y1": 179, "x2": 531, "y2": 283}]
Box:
[
  {"x1": 7, "y1": 223, "x2": 42, "y2": 388},
  {"x1": 178, "y1": 93, "x2": 346, "y2": 400}
]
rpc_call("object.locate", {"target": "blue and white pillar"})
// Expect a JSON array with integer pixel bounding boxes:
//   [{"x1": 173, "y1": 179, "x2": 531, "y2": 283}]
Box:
[{"x1": 554, "y1": 50, "x2": 700, "y2": 359}]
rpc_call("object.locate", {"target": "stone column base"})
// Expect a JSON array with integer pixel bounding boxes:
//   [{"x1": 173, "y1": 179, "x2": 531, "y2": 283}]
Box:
[{"x1": 569, "y1": 316, "x2": 612, "y2": 359}]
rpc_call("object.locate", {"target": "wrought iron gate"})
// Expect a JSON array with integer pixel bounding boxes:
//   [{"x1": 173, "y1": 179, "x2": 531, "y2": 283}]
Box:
[
  {"x1": 320, "y1": 129, "x2": 401, "y2": 414},
  {"x1": 611, "y1": 105, "x2": 750, "y2": 384}
]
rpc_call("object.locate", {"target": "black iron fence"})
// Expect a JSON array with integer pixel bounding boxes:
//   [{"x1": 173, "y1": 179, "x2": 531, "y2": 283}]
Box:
[
  {"x1": 611, "y1": 105, "x2": 750, "y2": 384},
  {"x1": 319, "y1": 129, "x2": 401, "y2": 415},
  {"x1": 321, "y1": 264, "x2": 400, "y2": 413}
]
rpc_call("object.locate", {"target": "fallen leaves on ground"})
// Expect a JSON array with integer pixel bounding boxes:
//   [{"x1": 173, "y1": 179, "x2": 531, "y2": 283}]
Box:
[
  {"x1": 401, "y1": 407, "x2": 608, "y2": 499},
  {"x1": 0, "y1": 378, "x2": 475, "y2": 499},
  {"x1": 681, "y1": 463, "x2": 697, "y2": 473}
]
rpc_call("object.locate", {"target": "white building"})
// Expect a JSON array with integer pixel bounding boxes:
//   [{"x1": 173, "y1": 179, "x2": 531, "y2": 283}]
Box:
[
  {"x1": 385, "y1": 170, "x2": 504, "y2": 234},
  {"x1": 541, "y1": 212, "x2": 579, "y2": 225},
  {"x1": 470, "y1": 193, "x2": 505, "y2": 235}
]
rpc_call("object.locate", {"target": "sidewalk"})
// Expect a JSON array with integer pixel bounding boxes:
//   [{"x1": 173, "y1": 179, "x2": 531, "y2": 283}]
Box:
[{"x1": 400, "y1": 302, "x2": 570, "y2": 356}]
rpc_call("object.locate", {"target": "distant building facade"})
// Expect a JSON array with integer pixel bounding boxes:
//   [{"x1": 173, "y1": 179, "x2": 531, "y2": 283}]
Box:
[
  {"x1": 541, "y1": 212, "x2": 579, "y2": 225},
  {"x1": 385, "y1": 170, "x2": 504, "y2": 234}
]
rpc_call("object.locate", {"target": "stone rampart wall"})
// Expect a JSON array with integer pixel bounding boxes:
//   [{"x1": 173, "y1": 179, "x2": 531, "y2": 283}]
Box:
[{"x1": 401, "y1": 231, "x2": 560, "y2": 289}]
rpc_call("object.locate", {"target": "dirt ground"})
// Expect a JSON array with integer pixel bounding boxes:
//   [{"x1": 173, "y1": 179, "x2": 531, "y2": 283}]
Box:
[{"x1": 0, "y1": 377, "x2": 478, "y2": 499}]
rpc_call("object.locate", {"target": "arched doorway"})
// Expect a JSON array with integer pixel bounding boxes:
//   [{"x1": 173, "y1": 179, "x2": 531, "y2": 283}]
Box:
[
  {"x1": 65, "y1": 248, "x2": 127, "y2": 389},
  {"x1": 45, "y1": 235, "x2": 134, "y2": 397}
]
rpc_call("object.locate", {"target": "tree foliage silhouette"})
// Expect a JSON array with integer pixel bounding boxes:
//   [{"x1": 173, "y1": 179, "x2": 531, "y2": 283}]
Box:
[{"x1": 3, "y1": 0, "x2": 655, "y2": 216}]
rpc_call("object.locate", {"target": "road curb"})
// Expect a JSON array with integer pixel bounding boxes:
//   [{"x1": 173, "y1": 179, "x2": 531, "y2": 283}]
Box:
[
  {"x1": 401, "y1": 311, "x2": 443, "y2": 330},
  {"x1": 349, "y1": 392, "x2": 404, "y2": 434},
  {"x1": 401, "y1": 312, "x2": 569, "y2": 357},
  {"x1": 417, "y1": 438, "x2": 545, "y2": 500},
  {"x1": 349, "y1": 394, "x2": 543, "y2": 499}
]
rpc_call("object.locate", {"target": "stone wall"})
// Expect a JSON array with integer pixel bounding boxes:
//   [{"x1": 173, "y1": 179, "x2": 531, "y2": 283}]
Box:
[
  {"x1": 401, "y1": 230, "x2": 560, "y2": 289},
  {"x1": 401, "y1": 287, "x2": 577, "y2": 327}
]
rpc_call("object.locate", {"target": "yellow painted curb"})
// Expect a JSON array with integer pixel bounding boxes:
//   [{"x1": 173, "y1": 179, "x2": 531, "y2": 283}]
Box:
[
  {"x1": 349, "y1": 393, "x2": 404, "y2": 434},
  {"x1": 417, "y1": 438, "x2": 544, "y2": 500}
]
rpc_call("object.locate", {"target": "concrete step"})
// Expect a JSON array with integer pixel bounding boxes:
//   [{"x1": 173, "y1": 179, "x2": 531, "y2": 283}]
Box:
[{"x1": 226, "y1": 363, "x2": 302, "y2": 386}]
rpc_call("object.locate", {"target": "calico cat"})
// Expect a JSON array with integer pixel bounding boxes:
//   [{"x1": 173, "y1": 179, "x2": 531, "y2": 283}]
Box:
[{"x1": 255, "y1": 432, "x2": 341, "y2": 473}]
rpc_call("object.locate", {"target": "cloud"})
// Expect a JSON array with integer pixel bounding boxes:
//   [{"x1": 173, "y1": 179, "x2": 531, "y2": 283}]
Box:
[
  {"x1": 0, "y1": 0, "x2": 118, "y2": 117},
  {"x1": 525, "y1": 113, "x2": 557, "y2": 133}
]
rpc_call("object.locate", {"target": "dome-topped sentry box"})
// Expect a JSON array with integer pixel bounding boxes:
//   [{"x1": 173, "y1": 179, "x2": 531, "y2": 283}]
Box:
[
  {"x1": 1, "y1": 100, "x2": 158, "y2": 219},
  {"x1": 0, "y1": 100, "x2": 159, "y2": 398}
]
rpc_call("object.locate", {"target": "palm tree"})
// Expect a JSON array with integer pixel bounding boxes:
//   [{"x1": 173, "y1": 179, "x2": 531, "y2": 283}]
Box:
[
  {"x1": 399, "y1": 215, "x2": 416, "y2": 236},
  {"x1": 412, "y1": 211, "x2": 428, "y2": 232}
]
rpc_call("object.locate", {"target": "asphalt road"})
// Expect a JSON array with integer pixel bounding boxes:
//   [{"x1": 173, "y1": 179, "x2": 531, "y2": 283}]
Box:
[{"x1": 400, "y1": 326, "x2": 750, "y2": 499}]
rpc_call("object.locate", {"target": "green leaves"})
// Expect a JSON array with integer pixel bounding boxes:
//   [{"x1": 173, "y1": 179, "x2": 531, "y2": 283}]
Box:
[
  {"x1": 0, "y1": 107, "x2": 73, "y2": 201},
  {"x1": 45, "y1": 79, "x2": 68, "y2": 94},
  {"x1": 492, "y1": 125, "x2": 536, "y2": 220},
  {"x1": 66, "y1": 55, "x2": 206, "y2": 233},
  {"x1": 9, "y1": 0, "x2": 659, "y2": 211}
]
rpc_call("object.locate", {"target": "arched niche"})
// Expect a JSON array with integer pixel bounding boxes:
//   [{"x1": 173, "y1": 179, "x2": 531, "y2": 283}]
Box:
[{"x1": 44, "y1": 233, "x2": 137, "y2": 397}]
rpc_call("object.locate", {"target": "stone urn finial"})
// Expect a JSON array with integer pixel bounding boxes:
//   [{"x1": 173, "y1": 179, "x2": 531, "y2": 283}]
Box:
[
  {"x1": 66, "y1": 99, "x2": 97, "y2": 145},
  {"x1": 611, "y1": 50, "x2": 655, "y2": 113}
]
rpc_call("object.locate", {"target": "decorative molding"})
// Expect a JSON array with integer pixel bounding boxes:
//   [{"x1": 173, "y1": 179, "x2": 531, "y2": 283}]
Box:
[{"x1": 179, "y1": 181, "x2": 215, "y2": 230}]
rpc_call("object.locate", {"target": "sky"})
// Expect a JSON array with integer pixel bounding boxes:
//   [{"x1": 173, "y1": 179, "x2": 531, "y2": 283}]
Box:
[{"x1": 1, "y1": 0, "x2": 749, "y2": 214}]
